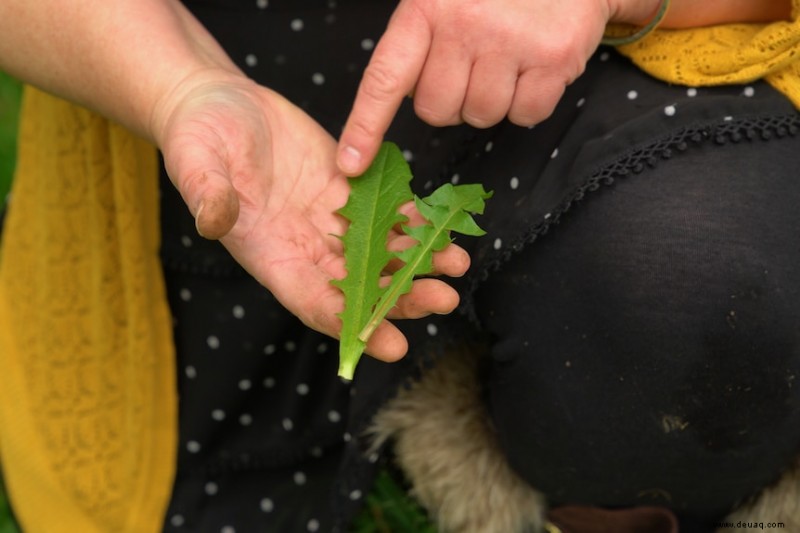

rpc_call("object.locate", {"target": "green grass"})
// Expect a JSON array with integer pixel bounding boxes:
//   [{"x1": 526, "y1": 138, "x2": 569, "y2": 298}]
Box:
[
  {"x1": 351, "y1": 468, "x2": 438, "y2": 533},
  {"x1": 0, "y1": 71, "x2": 22, "y2": 204}
]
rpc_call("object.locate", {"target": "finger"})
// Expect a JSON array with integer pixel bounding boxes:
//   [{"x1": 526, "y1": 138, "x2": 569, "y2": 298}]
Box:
[
  {"x1": 166, "y1": 145, "x2": 241, "y2": 240},
  {"x1": 263, "y1": 255, "x2": 410, "y2": 362},
  {"x1": 507, "y1": 68, "x2": 567, "y2": 127},
  {"x1": 386, "y1": 278, "x2": 461, "y2": 320},
  {"x1": 461, "y1": 55, "x2": 517, "y2": 128},
  {"x1": 412, "y1": 35, "x2": 470, "y2": 126},
  {"x1": 385, "y1": 236, "x2": 470, "y2": 277},
  {"x1": 307, "y1": 285, "x2": 409, "y2": 362},
  {"x1": 363, "y1": 320, "x2": 409, "y2": 362},
  {"x1": 337, "y1": 3, "x2": 432, "y2": 176}
]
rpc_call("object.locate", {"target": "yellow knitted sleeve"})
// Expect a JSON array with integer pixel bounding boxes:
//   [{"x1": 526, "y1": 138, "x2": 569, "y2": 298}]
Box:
[
  {"x1": 0, "y1": 87, "x2": 176, "y2": 533},
  {"x1": 614, "y1": 0, "x2": 800, "y2": 108}
]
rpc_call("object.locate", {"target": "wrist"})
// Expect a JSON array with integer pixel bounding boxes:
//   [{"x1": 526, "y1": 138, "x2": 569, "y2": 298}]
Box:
[{"x1": 606, "y1": 0, "x2": 664, "y2": 26}]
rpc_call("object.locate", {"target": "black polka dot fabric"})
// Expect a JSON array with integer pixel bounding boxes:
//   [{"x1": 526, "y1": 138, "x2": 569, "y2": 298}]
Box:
[{"x1": 157, "y1": 1, "x2": 800, "y2": 531}]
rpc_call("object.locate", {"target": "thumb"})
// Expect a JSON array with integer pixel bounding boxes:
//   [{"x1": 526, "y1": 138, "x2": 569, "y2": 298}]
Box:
[
  {"x1": 165, "y1": 145, "x2": 240, "y2": 240},
  {"x1": 337, "y1": 2, "x2": 431, "y2": 176},
  {"x1": 191, "y1": 170, "x2": 240, "y2": 240}
]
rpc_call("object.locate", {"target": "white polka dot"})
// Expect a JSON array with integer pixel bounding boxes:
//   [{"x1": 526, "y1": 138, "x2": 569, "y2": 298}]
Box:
[
  {"x1": 484, "y1": 141, "x2": 493, "y2": 152},
  {"x1": 343, "y1": 432, "x2": 352, "y2": 442},
  {"x1": 260, "y1": 498, "x2": 274, "y2": 512},
  {"x1": 179, "y1": 288, "x2": 192, "y2": 302},
  {"x1": 245, "y1": 54, "x2": 258, "y2": 67},
  {"x1": 316, "y1": 342, "x2": 329, "y2": 354},
  {"x1": 221, "y1": 527, "x2": 235, "y2": 533},
  {"x1": 544, "y1": 212, "x2": 552, "y2": 220},
  {"x1": 239, "y1": 414, "x2": 253, "y2": 426},
  {"x1": 310, "y1": 446, "x2": 323, "y2": 458},
  {"x1": 187, "y1": 440, "x2": 201, "y2": 453},
  {"x1": 239, "y1": 379, "x2": 252, "y2": 391},
  {"x1": 369, "y1": 452, "x2": 380, "y2": 463},
  {"x1": 282, "y1": 418, "x2": 294, "y2": 431},
  {"x1": 510, "y1": 176, "x2": 519, "y2": 190},
  {"x1": 170, "y1": 514, "x2": 185, "y2": 527},
  {"x1": 687, "y1": 87, "x2": 698, "y2": 97},
  {"x1": 451, "y1": 173, "x2": 460, "y2": 184},
  {"x1": 296, "y1": 383, "x2": 310, "y2": 395},
  {"x1": 290, "y1": 18, "x2": 304, "y2": 31},
  {"x1": 426, "y1": 323, "x2": 438, "y2": 336},
  {"x1": 205, "y1": 482, "x2": 218, "y2": 495},
  {"x1": 576, "y1": 97, "x2": 586, "y2": 107},
  {"x1": 664, "y1": 105, "x2": 677, "y2": 116},
  {"x1": 293, "y1": 471, "x2": 307, "y2": 485},
  {"x1": 328, "y1": 410, "x2": 341, "y2": 423},
  {"x1": 600, "y1": 51, "x2": 610, "y2": 61},
  {"x1": 207, "y1": 335, "x2": 220, "y2": 349},
  {"x1": 256, "y1": 0, "x2": 268, "y2": 8},
  {"x1": 349, "y1": 490, "x2": 362, "y2": 500},
  {"x1": 311, "y1": 72, "x2": 325, "y2": 85},
  {"x1": 550, "y1": 147, "x2": 559, "y2": 159},
  {"x1": 264, "y1": 344, "x2": 276, "y2": 355},
  {"x1": 185, "y1": 366, "x2": 197, "y2": 379},
  {"x1": 232, "y1": 305, "x2": 245, "y2": 319},
  {"x1": 307, "y1": 519, "x2": 320, "y2": 532},
  {"x1": 402, "y1": 149, "x2": 414, "y2": 162},
  {"x1": 284, "y1": 341, "x2": 297, "y2": 352},
  {"x1": 743, "y1": 86, "x2": 755, "y2": 97},
  {"x1": 493, "y1": 238, "x2": 502, "y2": 250},
  {"x1": 181, "y1": 235, "x2": 193, "y2": 247},
  {"x1": 723, "y1": 115, "x2": 734, "y2": 122},
  {"x1": 360, "y1": 38, "x2": 375, "y2": 51},
  {"x1": 264, "y1": 377, "x2": 276, "y2": 388},
  {"x1": 211, "y1": 409, "x2": 226, "y2": 421},
  {"x1": 626, "y1": 90, "x2": 638, "y2": 100}
]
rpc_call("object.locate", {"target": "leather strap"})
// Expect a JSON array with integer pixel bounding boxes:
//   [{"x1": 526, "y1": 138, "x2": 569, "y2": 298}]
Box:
[{"x1": 548, "y1": 505, "x2": 679, "y2": 533}]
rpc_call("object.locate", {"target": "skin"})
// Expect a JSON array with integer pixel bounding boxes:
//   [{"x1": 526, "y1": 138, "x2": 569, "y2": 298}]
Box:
[
  {"x1": 0, "y1": 0, "x2": 791, "y2": 363},
  {"x1": 337, "y1": 0, "x2": 793, "y2": 175}
]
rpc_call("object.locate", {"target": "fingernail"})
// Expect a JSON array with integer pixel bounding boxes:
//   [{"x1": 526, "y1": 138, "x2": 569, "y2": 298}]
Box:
[
  {"x1": 338, "y1": 145, "x2": 362, "y2": 175},
  {"x1": 194, "y1": 201, "x2": 207, "y2": 238}
]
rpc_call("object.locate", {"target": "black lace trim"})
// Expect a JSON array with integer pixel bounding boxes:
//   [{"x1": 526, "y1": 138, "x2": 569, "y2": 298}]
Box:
[{"x1": 466, "y1": 113, "x2": 800, "y2": 317}]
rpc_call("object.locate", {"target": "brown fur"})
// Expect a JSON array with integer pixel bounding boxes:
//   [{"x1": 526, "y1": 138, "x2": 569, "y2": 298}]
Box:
[
  {"x1": 370, "y1": 343, "x2": 800, "y2": 533},
  {"x1": 721, "y1": 459, "x2": 800, "y2": 532},
  {"x1": 367, "y1": 346, "x2": 547, "y2": 533}
]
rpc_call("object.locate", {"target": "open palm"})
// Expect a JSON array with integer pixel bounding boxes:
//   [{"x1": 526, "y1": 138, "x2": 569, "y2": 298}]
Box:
[{"x1": 156, "y1": 76, "x2": 466, "y2": 361}]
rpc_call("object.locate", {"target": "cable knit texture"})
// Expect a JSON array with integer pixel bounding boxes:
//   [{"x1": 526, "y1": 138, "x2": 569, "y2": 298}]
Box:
[
  {"x1": 0, "y1": 7, "x2": 799, "y2": 532},
  {"x1": 0, "y1": 88, "x2": 176, "y2": 532}
]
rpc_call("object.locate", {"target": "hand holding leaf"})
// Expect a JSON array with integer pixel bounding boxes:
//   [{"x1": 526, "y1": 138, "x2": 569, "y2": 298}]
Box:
[{"x1": 334, "y1": 143, "x2": 492, "y2": 379}]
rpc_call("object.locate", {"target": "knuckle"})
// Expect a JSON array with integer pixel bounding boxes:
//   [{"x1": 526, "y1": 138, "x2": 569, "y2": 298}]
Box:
[
  {"x1": 414, "y1": 101, "x2": 461, "y2": 127},
  {"x1": 361, "y1": 60, "x2": 404, "y2": 102},
  {"x1": 461, "y1": 110, "x2": 498, "y2": 129}
]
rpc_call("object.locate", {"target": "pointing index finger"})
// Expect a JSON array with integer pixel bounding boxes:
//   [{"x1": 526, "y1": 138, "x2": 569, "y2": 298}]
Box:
[{"x1": 337, "y1": 2, "x2": 431, "y2": 176}]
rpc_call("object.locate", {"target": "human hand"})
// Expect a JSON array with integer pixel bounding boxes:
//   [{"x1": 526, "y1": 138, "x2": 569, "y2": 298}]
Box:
[
  {"x1": 337, "y1": 0, "x2": 657, "y2": 176},
  {"x1": 151, "y1": 71, "x2": 470, "y2": 361}
]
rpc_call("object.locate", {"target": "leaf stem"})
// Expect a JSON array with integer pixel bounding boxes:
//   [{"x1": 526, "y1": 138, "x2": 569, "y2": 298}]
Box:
[{"x1": 357, "y1": 210, "x2": 459, "y2": 344}]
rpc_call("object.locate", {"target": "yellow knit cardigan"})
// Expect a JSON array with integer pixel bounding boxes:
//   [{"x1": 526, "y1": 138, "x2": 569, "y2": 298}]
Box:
[{"x1": 1, "y1": 8, "x2": 800, "y2": 532}]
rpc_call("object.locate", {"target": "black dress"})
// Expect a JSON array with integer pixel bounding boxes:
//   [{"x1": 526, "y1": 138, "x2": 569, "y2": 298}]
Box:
[{"x1": 158, "y1": 1, "x2": 800, "y2": 531}]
